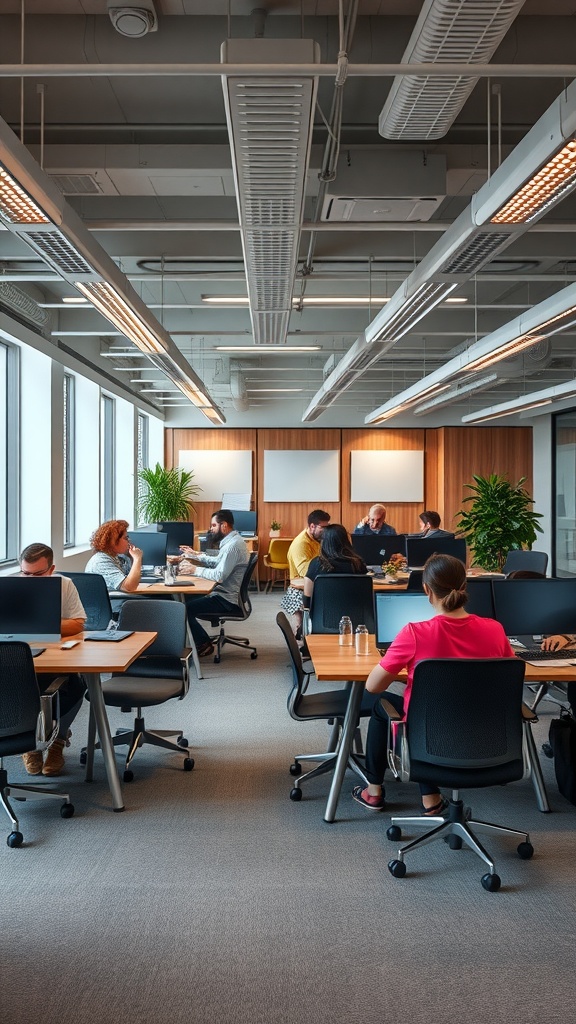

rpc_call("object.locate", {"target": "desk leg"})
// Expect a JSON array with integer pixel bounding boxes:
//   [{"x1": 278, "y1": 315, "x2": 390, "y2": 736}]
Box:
[
  {"x1": 324, "y1": 680, "x2": 364, "y2": 824},
  {"x1": 524, "y1": 720, "x2": 551, "y2": 813},
  {"x1": 171, "y1": 592, "x2": 203, "y2": 679},
  {"x1": 84, "y1": 673, "x2": 125, "y2": 812}
]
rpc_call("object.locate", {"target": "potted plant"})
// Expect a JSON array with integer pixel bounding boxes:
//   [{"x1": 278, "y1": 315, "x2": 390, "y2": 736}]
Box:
[
  {"x1": 269, "y1": 519, "x2": 282, "y2": 538},
  {"x1": 456, "y1": 473, "x2": 543, "y2": 572},
  {"x1": 137, "y1": 463, "x2": 202, "y2": 524}
]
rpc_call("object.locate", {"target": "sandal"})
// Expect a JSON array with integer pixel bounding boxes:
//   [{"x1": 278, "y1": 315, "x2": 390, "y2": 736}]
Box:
[
  {"x1": 197, "y1": 641, "x2": 215, "y2": 658},
  {"x1": 421, "y1": 796, "x2": 449, "y2": 817},
  {"x1": 352, "y1": 785, "x2": 385, "y2": 811}
]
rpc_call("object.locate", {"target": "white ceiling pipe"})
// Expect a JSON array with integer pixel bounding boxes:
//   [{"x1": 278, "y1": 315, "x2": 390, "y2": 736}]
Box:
[{"x1": 0, "y1": 63, "x2": 575, "y2": 78}]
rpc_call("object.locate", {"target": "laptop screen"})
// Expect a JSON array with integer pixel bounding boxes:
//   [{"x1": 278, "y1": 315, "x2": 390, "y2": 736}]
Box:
[{"x1": 375, "y1": 592, "x2": 436, "y2": 648}]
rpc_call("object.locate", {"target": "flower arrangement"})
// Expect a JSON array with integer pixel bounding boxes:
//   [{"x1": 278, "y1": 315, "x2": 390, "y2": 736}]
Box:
[{"x1": 381, "y1": 553, "x2": 408, "y2": 577}]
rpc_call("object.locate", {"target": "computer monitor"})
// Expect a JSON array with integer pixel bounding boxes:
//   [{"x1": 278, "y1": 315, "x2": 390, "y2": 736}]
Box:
[
  {"x1": 127, "y1": 530, "x2": 168, "y2": 568},
  {"x1": 492, "y1": 579, "x2": 576, "y2": 636},
  {"x1": 465, "y1": 578, "x2": 496, "y2": 618},
  {"x1": 405, "y1": 536, "x2": 467, "y2": 569},
  {"x1": 351, "y1": 534, "x2": 407, "y2": 565},
  {"x1": 230, "y1": 509, "x2": 257, "y2": 536},
  {"x1": 0, "y1": 576, "x2": 62, "y2": 642},
  {"x1": 375, "y1": 591, "x2": 436, "y2": 648},
  {"x1": 157, "y1": 521, "x2": 194, "y2": 555}
]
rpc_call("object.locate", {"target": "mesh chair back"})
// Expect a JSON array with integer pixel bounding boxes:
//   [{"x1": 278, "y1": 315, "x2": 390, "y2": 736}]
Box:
[
  {"x1": 238, "y1": 553, "x2": 258, "y2": 616},
  {"x1": 0, "y1": 642, "x2": 41, "y2": 751},
  {"x1": 405, "y1": 658, "x2": 526, "y2": 788},
  {"x1": 406, "y1": 570, "x2": 424, "y2": 592},
  {"x1": 502, "y1": 550, "x2": 548, "y2": 576},
  {"x1": 60, "y1": 571, "x2": 113, "y2": 630},
  {"x1": 309, "y1": 574, "x2": 374, "y2": 634},
  {"x1": 276, "y1": 611, "x2": 306, "y2": 714},
  {"x1": 117, "y1": 599, "x2": 186, "y2": 659}
]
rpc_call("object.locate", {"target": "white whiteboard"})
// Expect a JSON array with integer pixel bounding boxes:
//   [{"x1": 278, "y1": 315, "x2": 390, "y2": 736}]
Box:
[
  {"x1": 264, "y1": 450, "x2": 339, "y2": 502},
  {"x1": 351, "y1": 450, "x2": 424, "y2": 503},
  {"x1": 178, "y1": 450, "x2": 252, "y2": 503}
]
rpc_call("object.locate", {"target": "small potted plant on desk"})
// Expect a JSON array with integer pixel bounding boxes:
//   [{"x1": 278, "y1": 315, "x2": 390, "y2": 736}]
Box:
[
  {"x1": 381, "y1": 553, "x2": 407, "y2": 583},
  {"x1": 269, "y1": 519, "x2": 282, "y2": 538}
]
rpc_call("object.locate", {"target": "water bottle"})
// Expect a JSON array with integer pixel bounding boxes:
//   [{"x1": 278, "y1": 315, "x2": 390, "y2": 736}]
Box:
[
  {"x1": 355, "y1": 624, "x2": 370, "y2": 655},
  {"x1": 164, "y1": 563, "x2": 176, "y2": 586},
  {"x1": 339, "y1": 615, "x2": 353, "y2": 646}
]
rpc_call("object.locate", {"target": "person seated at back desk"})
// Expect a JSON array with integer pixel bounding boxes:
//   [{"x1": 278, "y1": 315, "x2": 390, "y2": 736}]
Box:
[
  {"x1": 353, "y1": 504, "x2": 396, "y2": 536},
  {"x1": 179, "y1": 509, "x2": 248, "y2": 658},
  {"x1": 408, "y1": 510, "x2": 455, "y2": 539},
  {"x1": 85, "y1": 519, "x2": 144, "y2": 614},
  {"x1": 18, "y1": 542, "x2": 87, "y2": 777},
  {"x1": 303, "y1": 524, "x2": 367, "y2": 610},
  {"x1": 542, "y1": 632, "x2": 576, "y2": 714},
  {"x1": 281, "y1": 508, "x2": 331, "y2": 637}
]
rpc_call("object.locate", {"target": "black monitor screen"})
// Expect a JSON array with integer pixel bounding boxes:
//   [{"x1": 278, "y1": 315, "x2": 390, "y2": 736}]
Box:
[
  {"x1": 492, "y1": 579, "x2": 576, "y2": 636},
  {"x1": 351, "y1": 534, "x2": 407, "y2": 565},
  {"x1": 405, "y1": 536, "x2": 466, "y2": 568},
  {"x1": 375, "y1": 592, "x2": 436, "y2": 647},
  {"x1": 230, "y1": 510, "x2": 257, "y2": 535},
  {"x1": 157, "y1": 521, "x2": 194, "y2": 555},
  {"x1": 465, "y1": 578, "x2": 496, "y2": 619},
  {"x1": 127, "y1": 530, "x2": 168, "y2": 567},
  {"x1": 0, "y1": 576, "x2": 62, "y2": 642}
]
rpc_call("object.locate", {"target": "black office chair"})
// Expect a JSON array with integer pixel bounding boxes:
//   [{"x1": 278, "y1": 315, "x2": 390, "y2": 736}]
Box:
[
  {"x1": 60, "y1": 571, "x2": 114, "y2": 629},
  {"x1": 86, "y1": 600, "x2": 194, "y2": 782},
  {"x1": 277, "y1": 612, "x2": 375, "y2": 802},
  {"x1": 309, "y1": 574, "x2": 375, "y2": 634},
  {"x1": 406, "y1": 570, "x2": 424, "y2": 592},
  {"x1": 203, "y1": 553, "x2": 259, "y2": 663},
  {"x1": 384, "y1": 658, "x2": 537, "y2": 891},
  {"x1": 0, "y1": 642, "x2": 74, "y2": 848},
  {"x1": 502, "y1": 550, "x2": 548, "y2": 576}
]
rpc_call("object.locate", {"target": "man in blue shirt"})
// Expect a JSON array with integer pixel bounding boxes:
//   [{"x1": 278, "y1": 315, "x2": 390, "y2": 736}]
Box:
[
  {"x1": 180, "y1": 509, "x2": 249, "y2": 657},
  {"x1": 353, "y1": 504, "x2": 397, "y2": 537}
]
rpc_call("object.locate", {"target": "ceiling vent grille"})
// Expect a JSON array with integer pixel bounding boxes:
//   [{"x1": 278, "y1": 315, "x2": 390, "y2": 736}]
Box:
[
  {"x1": 222, "y1": 39, "x2": 320, "y2": 345},
  {"x1": 21, "y1": 230, "x2": 94, "y2": 276},
  {"x1": 49, "y1": 173, "x2": 103, "y2": 196},
  {"x1": 379, "y1": 0, "x2": 526, "y2": 141},
  {"x1": 443, "y1": 230, "x2": 512, "y2": 275}
]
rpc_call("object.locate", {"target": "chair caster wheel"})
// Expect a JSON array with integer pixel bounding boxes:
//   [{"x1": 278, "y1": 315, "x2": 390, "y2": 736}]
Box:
[
  {"x1": 60, "y1": 802, "x2": 74, "y2": 819},
  {"x1": 177, "y1": 737, "x2": 189, "y2": 747},
  {"x1": 290, "y1": 787, "x2": 302, "y2": 801},
  {"x1": 541, "y1": 742, "x2": 553, "y2": 758},
  {"x1": 183, "y1": 757, "x2": 194, "y2": 771},
  {"x1": 388, "y1": 859, "x2": 406, "y2": 878},
  {"x1": 79, "y1": 750, "x2": 87, "y2": 766},
  {"x1": 447, "y1": 835, "x2": 462, "y2": 850},
  {"x1": 289, "y1": 763, "x2": 302, "y2": 777},
  {"x1": 213, "y1": 655, "x2": 221, "y2": 664},
  {"x1": 123, "y1": 769, "x2": 134, "y2": 783},
  {"x1": 517, "y1": 841, "x2": 534, "y2": 860},
  {"x1": 386, "y1": 825, "x2": 402, "y2": 842},
  {"x1": 481, "y1": 872, "x2": 501, "y2": 892},
  {"x1": 250, "y1": 651, "x2": 258, "y2": 660},
  {"x1": 7, "y1": 831, "x2": 23, "y2": 848}
]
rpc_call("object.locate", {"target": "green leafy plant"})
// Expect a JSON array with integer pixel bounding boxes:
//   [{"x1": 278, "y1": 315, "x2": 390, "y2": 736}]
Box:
[
  {"x1": 270, "y1": 519, "x2": 282, "y2": 531},
  {"x1": 456, "y1": 473, "x2": 543, "y2": 572},
  {"x1": 137, "y1": 463, "x2": 201, "y2": 523}
]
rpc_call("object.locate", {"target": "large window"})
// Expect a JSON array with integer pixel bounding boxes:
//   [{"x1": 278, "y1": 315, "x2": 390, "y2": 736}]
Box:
[
  {"x1": 554, "y1": 409, "x2": 576, "y2": 577},
  {"x1": 101, "y1": 394, "x2": 116, "y2": 522},
  {"x1": 136, "y1": 412, "x2": 149, "y2": 525},
  {"x1": 0, "y1": 341, "x2": 19, "y2": 563},
  {"x1": 63, "y1": 372, "x2": 75, "y2": 547}
]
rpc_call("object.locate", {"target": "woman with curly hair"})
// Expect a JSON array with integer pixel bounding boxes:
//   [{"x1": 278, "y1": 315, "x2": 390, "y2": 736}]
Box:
[
  {"x1": 303, "y1": 523, "x2": 367, "y2": 610},
  {"x1": 85, "y1": 519, "x2": 144, "y2": 600}
]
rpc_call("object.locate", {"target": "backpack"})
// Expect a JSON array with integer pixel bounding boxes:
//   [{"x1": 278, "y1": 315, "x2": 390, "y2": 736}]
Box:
[{"x1": 548, "y1": 711, "x2": 576, "y2": 805}]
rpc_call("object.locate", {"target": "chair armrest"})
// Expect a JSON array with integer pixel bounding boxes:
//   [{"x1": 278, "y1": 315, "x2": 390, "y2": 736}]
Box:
[
  {"x1": 37, "y1": 682, "x2": 66, "y2": 747},
  {"x1": 380, "y1": 697, "x2": 402, "y2": 721},
  {"x1": 180, "y1": 648, "x2": 193, "y2": 691},
  {"x1": 41, "y1": 674, "x2": 68, "y2": 696}
]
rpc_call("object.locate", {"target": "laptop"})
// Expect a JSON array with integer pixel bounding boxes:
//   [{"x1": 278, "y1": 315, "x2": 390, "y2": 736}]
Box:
[{"x1": 375, "y1": 591, "x2": 436, "y2": 650}]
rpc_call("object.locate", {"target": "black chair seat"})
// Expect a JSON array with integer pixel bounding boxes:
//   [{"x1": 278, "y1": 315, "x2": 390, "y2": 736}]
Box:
[{"x1": 102, "y1": 676, "x2": 185, "y2": 707}]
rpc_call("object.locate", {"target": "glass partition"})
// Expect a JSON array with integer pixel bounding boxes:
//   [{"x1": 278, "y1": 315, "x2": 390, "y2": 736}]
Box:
[{"x1": 554, "y1": 409, "x2": 576, "y2": 577}]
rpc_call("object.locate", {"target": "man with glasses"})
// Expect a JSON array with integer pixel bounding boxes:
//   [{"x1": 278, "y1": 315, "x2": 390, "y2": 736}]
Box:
[
  {"x1": 18, "y1": 543, "x2": 87, "y2": 776},
  {"x1": 353, "y1": 504, "x2": 397, "y2": 537}
]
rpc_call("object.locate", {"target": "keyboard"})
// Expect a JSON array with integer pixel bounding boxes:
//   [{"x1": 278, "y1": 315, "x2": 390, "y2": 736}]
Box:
[{"x1": 515, "y1": 648, "x2": 576, "y2": 661}]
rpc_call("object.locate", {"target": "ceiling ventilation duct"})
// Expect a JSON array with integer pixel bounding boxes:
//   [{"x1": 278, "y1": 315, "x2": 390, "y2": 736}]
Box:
[
  {"x1": 221, "y1": 39, "x2": 320, "y2": 346},
  {"x1": 0, "y1": 282, "x2": 50, "y2": 334},
  {"x1": 304, "y1": 77, "x2": 576, "y2": 423},
  {"x1": 379, "y1": 0, "x2": 527, "y2": 141},
  {"x1": 230, "y1": 368, "x2": 249, "y2": 412}
]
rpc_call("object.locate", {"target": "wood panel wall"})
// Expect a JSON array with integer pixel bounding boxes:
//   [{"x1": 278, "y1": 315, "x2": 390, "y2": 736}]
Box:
[{"x1": 164, "y1": 426, "x2": 534, "y2": 577}]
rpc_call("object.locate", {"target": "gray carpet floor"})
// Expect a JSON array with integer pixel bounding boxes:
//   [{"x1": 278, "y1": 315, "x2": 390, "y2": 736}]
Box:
[{"x1": 2, "y1": 592, "x2": 576, "y2": 1023}]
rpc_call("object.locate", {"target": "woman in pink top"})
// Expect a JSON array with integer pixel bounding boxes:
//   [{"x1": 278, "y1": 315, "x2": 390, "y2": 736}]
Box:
[{"x1": 352, "y1": 553, "x2": 514, "y2": 815}]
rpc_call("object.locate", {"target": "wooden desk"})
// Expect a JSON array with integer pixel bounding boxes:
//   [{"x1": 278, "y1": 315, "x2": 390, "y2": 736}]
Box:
[
  {"x1": 291, "y1": 576, "x2": 409, "y2": 593},
  {"x1": 35, "y1": 631, "x2": 157, "y2": 812},
  {"x1": 306, "y1": 635, "x2": 553, "y2": 819},
  {"x1": 135, "y1": 577, "x2": 215, "y2": 679}
]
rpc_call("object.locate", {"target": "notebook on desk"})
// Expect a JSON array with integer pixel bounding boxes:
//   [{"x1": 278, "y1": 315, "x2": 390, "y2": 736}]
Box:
[{"x1": 84, "y1": 630, "x2": 134, "y2": 642}]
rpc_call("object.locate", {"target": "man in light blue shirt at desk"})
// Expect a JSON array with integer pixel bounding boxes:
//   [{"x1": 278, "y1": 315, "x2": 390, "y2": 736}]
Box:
[{"x1": 180, "y1": 509, "x2": 248, "y2": 658}]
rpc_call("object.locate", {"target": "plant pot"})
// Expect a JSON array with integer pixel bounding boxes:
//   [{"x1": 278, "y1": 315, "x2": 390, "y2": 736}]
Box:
[{"x1": 269, "y1": 529, "x2": 281, "y2": 538}]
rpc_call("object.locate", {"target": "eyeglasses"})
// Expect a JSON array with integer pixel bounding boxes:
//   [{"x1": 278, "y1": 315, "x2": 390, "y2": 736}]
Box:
[{"x1": 20, "y1": 564, "x2": 53, "y2": 577}]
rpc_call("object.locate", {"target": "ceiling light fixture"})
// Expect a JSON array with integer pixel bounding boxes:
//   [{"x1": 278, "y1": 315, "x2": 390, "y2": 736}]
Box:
[
  {"x1": 461, "y1": 378, "x2": 576, "y2": 424},
  {"x1": 412, "y1": 374, "x2": 499, "y2": 415},
  {"x1": 215, "y1": 345, "x2": 321, "y2": 352},
  {"x1": 304, "y1": 77, "x2": 576, "y2": 423},
  {"x1": 0, "y1": 115, "x2": 224, "y2": 423}
]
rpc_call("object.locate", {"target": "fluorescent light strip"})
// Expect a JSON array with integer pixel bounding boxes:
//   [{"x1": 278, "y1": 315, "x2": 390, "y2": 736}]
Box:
[
  {"x1": 412, "y1": 374, "x2": 499, "y2": 415},
  {"x1": 462, "y1": 378, "x2": 576, "y2": 423},
  {"x1": 75, "y1": 282, "x2": 167, "y2": 355},
  {"x1": 463, "y1": 333, "x2": 545, "y2": 374},
  {"x1": 0, "y1": 166, "x2": 50, "y2": 224},
  {"x1": 370, "y1": 382, "x2": 453, "y2": 425},
  {"x1": 215, "y1": 345, "x2": 320, "y2": 352},
  {"x1": 247, "y1": 387, "x2": 303, "y2": 393},
  {"x1": 492, "y1": 140, "x2": 576, "y2": 224}
]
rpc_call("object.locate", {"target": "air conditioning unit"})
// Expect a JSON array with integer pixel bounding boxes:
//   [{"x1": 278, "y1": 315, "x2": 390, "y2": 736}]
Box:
[
  {"x1": 108, "y1": 1, "x2": 158, "y2": 37},
  {"x1": 321, "y1": 151, "x2": 446, "y2": 222}
]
